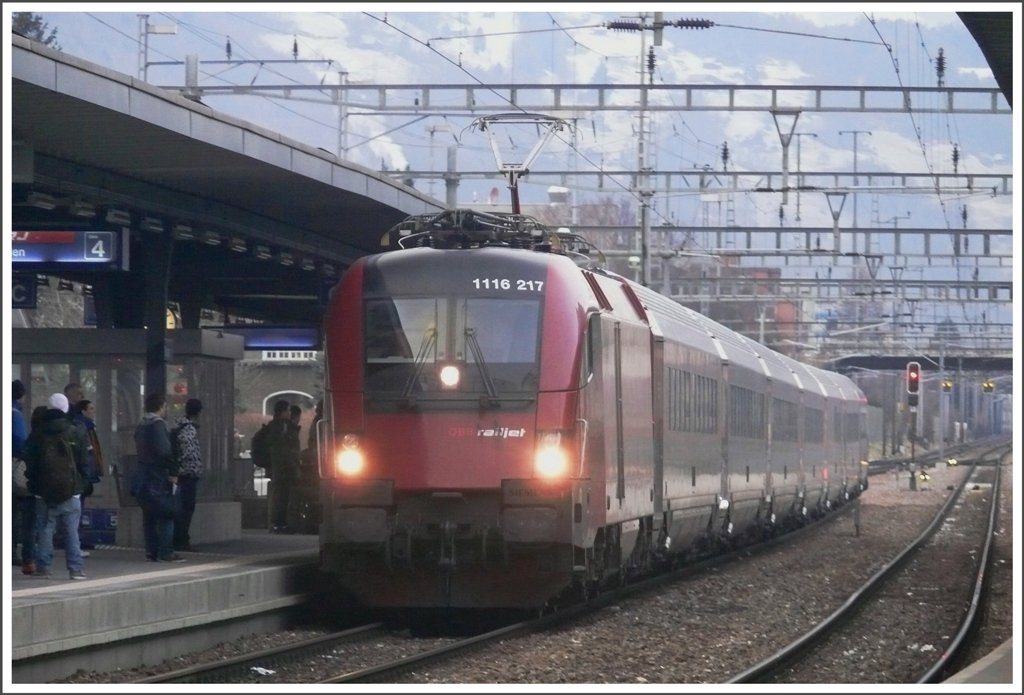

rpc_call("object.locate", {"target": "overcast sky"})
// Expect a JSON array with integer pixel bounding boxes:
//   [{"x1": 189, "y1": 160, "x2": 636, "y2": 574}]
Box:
[
  {"x1": 5, "y1": 4, "x2": 1020, "y2": 326},
  {"x1": 9, "y1": 5, "x2": 1015, "y2": 223}
]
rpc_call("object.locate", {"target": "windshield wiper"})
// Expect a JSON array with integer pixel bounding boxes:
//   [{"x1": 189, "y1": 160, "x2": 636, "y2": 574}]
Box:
[
  {"x1": 464, "y1": 327, "x2": 498, "y2": 401},
  {"x1": 402, "y1": 327, "x2": 438, "y2": 399}
]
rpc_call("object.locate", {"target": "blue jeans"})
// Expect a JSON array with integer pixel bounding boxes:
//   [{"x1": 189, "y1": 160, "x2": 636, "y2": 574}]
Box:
[
  {"x1": 36, "y1": 496, "x2": 84, "y2": 573},
  {"x1": 142, "y1": 504, "x2": 175, "y2": 560}
]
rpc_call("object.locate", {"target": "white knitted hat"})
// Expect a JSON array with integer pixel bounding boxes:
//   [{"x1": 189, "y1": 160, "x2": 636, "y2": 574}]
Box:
[{"x1": 48, "y1": 392, "x2": 70, "y2": 413}]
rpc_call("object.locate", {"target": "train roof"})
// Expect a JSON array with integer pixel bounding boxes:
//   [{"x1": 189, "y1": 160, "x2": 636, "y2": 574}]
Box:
[{"x1": 379, "y1": 208, "x2": 604, "y2": 268}]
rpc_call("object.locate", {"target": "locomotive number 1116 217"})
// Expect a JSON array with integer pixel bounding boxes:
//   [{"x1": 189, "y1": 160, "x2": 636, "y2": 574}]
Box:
[{"x1": 472, "y1": 277, "x2": 544, "y2": 292}]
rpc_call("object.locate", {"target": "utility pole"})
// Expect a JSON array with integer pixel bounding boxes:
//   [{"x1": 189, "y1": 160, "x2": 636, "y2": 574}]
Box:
[
  {"x1": 137, "y1": 14, "x2": 177, "y2": 82},
  {"x1": 637, "y1": 14, "x2": 651, "y2": 286},
  {"x1": 794, "y1": 131, "x2": 818, "y2": 224},
  {"x1": 605, "y1": 13, "x2": 712, "y2": 286},
  {"x1": 888, "y1": 264, "x2": 904, "y2": 347},
  {"x1": 426, "y1": 124, "x2": 451, "y2": 200},
  {"x1": 336, "y1": 70, "x2": 349, "y2": 159},
  {"x1": 839, "y1": 130, "x2": 872, "y2": 250}
]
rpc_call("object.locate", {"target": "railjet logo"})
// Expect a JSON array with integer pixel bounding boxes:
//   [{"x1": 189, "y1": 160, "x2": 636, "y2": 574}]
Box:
[{"x1": 477, "y1": 427, "x2": 526, "y2": 438}]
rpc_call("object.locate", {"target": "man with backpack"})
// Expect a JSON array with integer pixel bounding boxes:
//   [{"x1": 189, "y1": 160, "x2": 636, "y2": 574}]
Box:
[{"x1": 23, "y1": 392, "x2": 91, "y2": 580}]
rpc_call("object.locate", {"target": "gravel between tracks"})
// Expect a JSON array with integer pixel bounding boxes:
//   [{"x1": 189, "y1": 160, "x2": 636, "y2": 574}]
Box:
[{"x1": 59, "y1": 458, "x2": 1013, "y2": 686}]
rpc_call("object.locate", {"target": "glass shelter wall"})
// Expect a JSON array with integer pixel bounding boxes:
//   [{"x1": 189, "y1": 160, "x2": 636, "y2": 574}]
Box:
[{"x1": 12, "y1": 329, "x2": 246, "y2": 505}]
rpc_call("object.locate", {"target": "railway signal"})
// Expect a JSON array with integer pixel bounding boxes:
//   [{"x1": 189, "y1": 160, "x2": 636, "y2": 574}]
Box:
[
  {"x1": 906, "y1": 361, "x2": 921, "y2": 406},
  {"x1": 982, "y1": 379, "x2": 995, "y2": 393},
  {"x1": 906, "y1": 362, "x2": 921, "y2": 393},
  {"x1": 942, "y1": 378, "x2": 953, "y2": 392}
]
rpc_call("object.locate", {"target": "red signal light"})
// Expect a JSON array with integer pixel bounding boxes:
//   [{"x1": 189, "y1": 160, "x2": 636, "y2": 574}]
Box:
[{"x1": 906, "y1": 362, "x2": 921, "y2": 394}]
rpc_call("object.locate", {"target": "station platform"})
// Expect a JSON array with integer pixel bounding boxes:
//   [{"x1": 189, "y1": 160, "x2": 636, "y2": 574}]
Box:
[
  {"x1": 943, "y1": 638, "x2": 1016, "y2": 685},
  {"x1": 9, "y1": 529, "x2": 320, "y2": 684}
]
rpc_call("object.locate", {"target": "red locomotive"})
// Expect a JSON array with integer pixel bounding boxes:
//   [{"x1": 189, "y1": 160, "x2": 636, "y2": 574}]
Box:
[{"x1": 317, "y1": 209, "x2": 868, "y2": 610}]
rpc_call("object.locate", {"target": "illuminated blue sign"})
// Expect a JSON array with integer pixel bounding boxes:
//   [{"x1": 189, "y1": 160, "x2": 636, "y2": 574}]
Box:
[{"x1": 12, "y1": 230, "x2": 126, "y2": 269}]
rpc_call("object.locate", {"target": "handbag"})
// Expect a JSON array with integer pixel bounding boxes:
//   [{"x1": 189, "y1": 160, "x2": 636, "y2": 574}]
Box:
[{"x1": 13, "y1": 457, "x2": 30, "y2": 497}]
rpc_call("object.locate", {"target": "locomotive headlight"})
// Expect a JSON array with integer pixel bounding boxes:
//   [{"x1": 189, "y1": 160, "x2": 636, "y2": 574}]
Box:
[
  {"x1": 439, "y1": 363, "x2": 461, "y2": 389},
  {"x1": 335, "y1": 433, "x2": 365, "y2": 476},
  {"x1": 534, "y1": 431, "x2": 569, "y2": 478}
]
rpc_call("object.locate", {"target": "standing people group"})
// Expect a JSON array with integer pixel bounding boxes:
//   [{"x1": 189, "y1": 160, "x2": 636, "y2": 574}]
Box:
[{"x1": 12, "y1": 383, "x2": 211, "y2": 578}]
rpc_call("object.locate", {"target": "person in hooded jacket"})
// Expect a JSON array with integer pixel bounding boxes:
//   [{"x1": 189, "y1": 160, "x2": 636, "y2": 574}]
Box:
[
  {"x1": 23, "y1": 393, "x2": 90, "y2": 580},
  {"x1": 132, "y1": 392, "x2": 184, "y2": 563}
]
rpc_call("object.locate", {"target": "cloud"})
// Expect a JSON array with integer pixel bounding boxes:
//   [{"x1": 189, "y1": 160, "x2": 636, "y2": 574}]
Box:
[
  {"x1": 657, "y1": 45, "x2": 748, "y2": 84},
  {"x1": 771, "y1": 12, "x2": 864, "y2": 29},
  {"x1": 757, "y1": 58, "x2": 809, "y2": 84},
  {"x1": 721, "y1": 112, "x2": 771, "y2": 147},
  {"x1": 957, "y1": 66, "x2": 995, "y2": 82},
  {"x1": 771, "y1": 11, "x2": 960, "y2": 30}
]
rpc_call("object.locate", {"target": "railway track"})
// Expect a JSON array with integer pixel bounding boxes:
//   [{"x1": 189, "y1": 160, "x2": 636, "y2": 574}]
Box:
[
  {"x1": 130, "y1": 623, "x2": 392, "y2": 683},
  {"x1": 130, "y1": 494, "x2": 861, "y2": 684},
  {"x1": 726, "y1": 442, "x2": 1009, "y2": 684},
  {"x1": 108, "y1": 439, "x2": 1008, "y2": 685}
]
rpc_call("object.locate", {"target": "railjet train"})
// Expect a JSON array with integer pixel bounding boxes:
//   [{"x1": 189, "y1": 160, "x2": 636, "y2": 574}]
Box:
[{"x1": 317, "y1": 209, "x2": 868, "y2": 610}]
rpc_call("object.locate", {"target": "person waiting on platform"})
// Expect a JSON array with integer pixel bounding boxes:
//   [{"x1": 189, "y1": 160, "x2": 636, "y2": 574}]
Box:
[
  {"x1": 24, "y1": 393, "x2": 91, "y2": 580},
  {"x1": 266, "y1": 399, "x2": 301, "y2": 533},
  {"x1": 132, "y1": 393, "x2": 184, "y2": 563},
  {"x1": 73, "y1": 398, "x2": 105, "y2": 555},
  {"x1": 172, "y1": 398, "x2": 203, "y2": 552}
]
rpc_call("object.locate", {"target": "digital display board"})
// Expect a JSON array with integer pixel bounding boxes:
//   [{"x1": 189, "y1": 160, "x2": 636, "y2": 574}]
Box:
[{"x1": 11, "y1": 230, "x2": 127, "y2": 270}]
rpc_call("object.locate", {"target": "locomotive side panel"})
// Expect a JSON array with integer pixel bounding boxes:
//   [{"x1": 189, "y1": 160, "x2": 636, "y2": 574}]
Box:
[{"x1": 592, "y1": 315, "x2": 655, "y2": 523}]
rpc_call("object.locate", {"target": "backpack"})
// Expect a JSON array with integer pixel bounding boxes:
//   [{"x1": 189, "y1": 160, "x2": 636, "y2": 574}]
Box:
[
  {"x1": 37, "y1": 430, "x2": 79, "y2": 504},
  {"x1": 250, "y1": 422, "x2": 274, "y2": 476}
]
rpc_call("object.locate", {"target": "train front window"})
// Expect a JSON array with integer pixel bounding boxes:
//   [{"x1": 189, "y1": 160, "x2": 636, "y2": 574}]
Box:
[
  {"x1": 364, "y1": 296, "x2": 540, "y2": 402},
  {"x1": 458, "y1": 298, "x2": 539, "y2": 392}
]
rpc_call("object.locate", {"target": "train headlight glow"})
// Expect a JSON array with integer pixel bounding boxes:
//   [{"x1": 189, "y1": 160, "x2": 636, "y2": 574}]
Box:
[
  {"x1": 534, "y1": 431, "x2": 569, "y2": 478},
  {"x1": 335, "y1": 434, "x2": 365, "y2": 476},
  {"x1": 439, "y1": 364, "x2": 461, "y2": 388}
]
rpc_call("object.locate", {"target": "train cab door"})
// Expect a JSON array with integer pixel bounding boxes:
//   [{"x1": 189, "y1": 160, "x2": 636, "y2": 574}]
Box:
[{"x1": 579, "y1": 313, "x2": 616, "y2": 531}]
